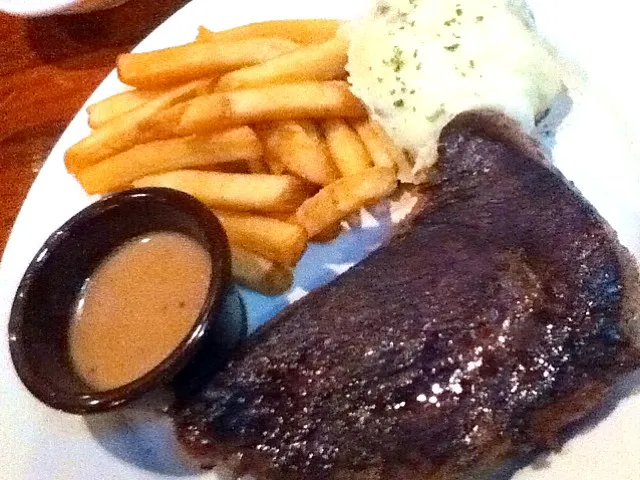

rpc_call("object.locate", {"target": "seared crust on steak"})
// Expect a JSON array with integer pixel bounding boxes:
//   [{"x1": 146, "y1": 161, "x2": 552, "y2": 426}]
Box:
[{"x1": 172, "y1": 112, "x2": 640, "y2": 480}]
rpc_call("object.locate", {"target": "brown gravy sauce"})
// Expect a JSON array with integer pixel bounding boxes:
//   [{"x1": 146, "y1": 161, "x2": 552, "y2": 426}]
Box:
[{"x1": 69, "y1": 231, "x2": 212, "y2": 391}]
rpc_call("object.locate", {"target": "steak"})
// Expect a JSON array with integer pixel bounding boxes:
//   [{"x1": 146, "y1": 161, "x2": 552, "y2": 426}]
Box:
[{"x1": 172, "y1": 111, "x2": 640, "y2": 479}]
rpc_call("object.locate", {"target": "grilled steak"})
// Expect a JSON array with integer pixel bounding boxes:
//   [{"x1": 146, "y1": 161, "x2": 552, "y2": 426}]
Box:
[{"x1": 172, "y1": 112, "x2": 640, "y2": 479}]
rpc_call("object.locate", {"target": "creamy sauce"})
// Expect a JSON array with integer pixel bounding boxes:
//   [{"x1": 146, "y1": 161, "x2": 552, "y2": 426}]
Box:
[{"x1": 69, "y1": 232, "x2": 212, "y2": 391}]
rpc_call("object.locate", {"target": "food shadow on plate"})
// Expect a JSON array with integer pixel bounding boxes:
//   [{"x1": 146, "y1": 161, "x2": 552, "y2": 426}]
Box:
[
  {"x1": 84, "y1": 390, "x2": 201, "y2": 476},
  {"x1": 81, "y1": 198, "x2": 405, "y2": 477},
  {"x1": 83, "y1": 370, "x2": 640, "y2": 478},
  {"x1": 477, "y1": 368, "x2": 640, "y2": 480},
  {"x1": 238, "y1": 195, "x2": 410, "y2": 332},
  {"x1": 535, "y1": 90, "x2": 573, "y2": 157},
  {"x1": 83, "y1": 288, "x2": 248, "y2": 477}
]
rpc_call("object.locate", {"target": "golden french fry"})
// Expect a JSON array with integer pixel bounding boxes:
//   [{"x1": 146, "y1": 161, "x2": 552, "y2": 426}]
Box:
[
  {"x1": 174, "y1": 81, "x2": 367, "y2": 135},
  {"x1": 87, "y1": 89, "x2": 161, "y2": 129},
  {"x1": 311, "y1": 222, "x2": 342, "y2": 243},
  {"x1": 65, "y1": 79, "x2": 210, "y2": 173},
  {"x1": 137, "y1": 101, "x2": 189, "y2": 139},
  {"x1": 298, "y1": 120, "x2": 325, "y2": 144},
  {"x1": 216, "y1": 211, "x2": 307, "y2": 266},
  {"x1": 263, "y1": 155, "x2": 287, "y2": 175},
  {"x1": 197, "y1": 19, "x2": 340, "y2": 45},
  {"x1": 230, "y1": 245, "x2": 293, "y2": 295},
  {"x1": 296, "y1": 167, "x2": 397, "y2": 237},
  {"x1": 366, "y1": 119, "x2": 409, "y2": 172},
  {"x1": 117, "y1": 38, "x2": 299, "y2": 89},
  {"x1": 75, "y1": 127, "x2": 262, "y2": 194},
  {"x1": 299, "y1": 120, "x2": 338, "y2": 164},
  {"x1": 197, "y1": 25, "x2": 211, "y2": 41},
  {"x1": 192, "y1": 161, "x2": 250, "y2": 174},
  {"x1": 298, "y1": 119, "x2": 342, "y2": 174},
  {"x1": 320, "y1": 118, "x2": 373, "y2": 176},
  {"x1": 266, "y1": 212, "x2": 295, "y2": 222},
  {"x1": 246, "y1": 158, "x2": 269, "y2": 174},
  {"x1": 256, "y1": 121, "x2": 339, "y2": 186},
  {"x1": 216, "y1": 34, "x2": 347, "y2": 91},
  {"x1": 349, "y1": 118, "x2": 398, "y2": 170},
  {"x1": 255, "y1": 124, "x2": 289, "y2": 174},
  {"x1": 133, "y1": 170, "x2": 312, "y2": 213}
]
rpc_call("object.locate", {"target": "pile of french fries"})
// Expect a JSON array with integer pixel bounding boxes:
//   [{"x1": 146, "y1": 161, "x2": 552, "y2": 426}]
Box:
[{"x1": 67, "y1": 19, "x2": 407, "y2": 295}]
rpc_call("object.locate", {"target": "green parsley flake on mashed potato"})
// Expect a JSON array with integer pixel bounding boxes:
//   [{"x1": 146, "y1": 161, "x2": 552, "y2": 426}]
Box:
[{"x1": 346, "y1": 0, "x2": 564, "y2": 183}]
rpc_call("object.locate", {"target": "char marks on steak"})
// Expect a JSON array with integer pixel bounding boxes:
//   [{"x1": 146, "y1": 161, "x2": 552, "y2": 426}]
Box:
[{"x1": 172, "y1": 112, "x2": 640, "y2": 480}]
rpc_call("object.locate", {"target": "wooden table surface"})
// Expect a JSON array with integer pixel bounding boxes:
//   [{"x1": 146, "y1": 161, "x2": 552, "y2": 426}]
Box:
[{"x1": 0, "y1": 0, "x2": 190, "y2": 256}]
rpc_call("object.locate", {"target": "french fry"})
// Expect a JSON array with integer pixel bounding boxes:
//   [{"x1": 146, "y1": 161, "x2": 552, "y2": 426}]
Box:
[
  {"x1": 174, "y1": 81, "x2": 367, "y2": 135},
  {"x1": 298, "y1": 120, "x2": 326, "y2": 145},
  {"x1": 193, "y1": 161, "x2": 249, "y2": 174},
  {"x1": 263, "y1": 155, "x2": 287, "y2": 175},
  {"x1": 64, "y1": 19, "x2": 413, "y2": 296},
  {"x1": 117, "y1": 38, "x2": 300, "y2": 89},
  {"x1": 137, "y1": 101, "x2": 189, "y2": 139},
  {"x1": 65, "y1": 79, "x2": 210, "y2": 173},
  {"x1": 299, "y1": 120, "x2": 338, "y2": 168},
  {"x1": 296, "y1": 167, "x2": 397, "y2": 237},
  {"x1": 297, "y1": 120, "x2": 338, "y2": 178},
  {"x1": 75, "y1": 127, "x2": 262, "y2": 194},
  {"x1": 266, "y1": 212, "x2": 295, "y2": 222},
  {"x1": 230, "y1": 245, "x2": 293, "y2": 295},
  {"x1": 320, "y1": 118, "x2": 373, "y2": 176},
  {"x1": 215, "y1": 34, "x2": 348, "y2": 91},
  {"x1": 256, "y1": 121, "x2": 339, "y2": 185},
  {"x1": 349, "y1": 118, "x2": 398, "y2": 170},
  {"x1": 87, "y1": 89, "x2": 161, "y2": 129},
  {"x1": 311, "y1": 222, "x2": 342, "y2": 243},
  {"x1": 132, "y1": 170, "x2": 312, "y2": 213},
  {"x1": 216, "y1": 211, "x2": 307, "y2": 266},
  {"x1": 256, "y1": 124, "x2": 289, "y2": 174},
  {"x1": 365, "y1": 119, "x2": 409, "y2": 172},
  {"x1": 197, "y1": 19, "x2": 340, "y2": 45},
  {"x1": 246, "y1": 158, "x2": 269, "y2": 174}
]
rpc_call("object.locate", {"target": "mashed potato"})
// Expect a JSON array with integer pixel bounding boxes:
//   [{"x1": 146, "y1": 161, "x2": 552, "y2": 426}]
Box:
[{"x1": 346, "y1": 0, "x2": 564, "y2": 183}]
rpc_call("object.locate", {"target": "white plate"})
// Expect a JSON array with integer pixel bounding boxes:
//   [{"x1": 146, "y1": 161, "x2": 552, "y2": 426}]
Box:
[{"x1": 1, "y1": 1, "x2": 640, "y2": 478}]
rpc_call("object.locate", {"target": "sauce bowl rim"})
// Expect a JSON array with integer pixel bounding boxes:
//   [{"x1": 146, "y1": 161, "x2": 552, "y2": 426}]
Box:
[{"x1": 8, "y1": 187, "x2": 231, "y2": 414}]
